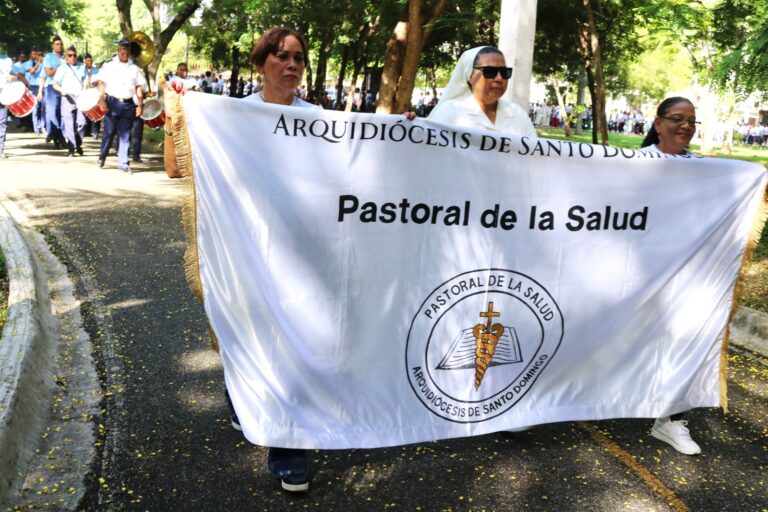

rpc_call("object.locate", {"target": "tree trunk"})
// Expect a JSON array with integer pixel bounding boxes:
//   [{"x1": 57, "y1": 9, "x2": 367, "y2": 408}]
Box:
[
  {"x1": 230, "y1": 45, "x2": 240, "y2": 97},
  {"x1": 550, "y1": 79, "x2": 572, "y2": 138},
  {"x1": 376, "y1": 16, "x2": 408, "y2": 114},
  {"x1": 312, "y1": 35, "x2": 332, "y2": 104},
  {"x1": 392, "y1": 0, "x2": 425, "y2": 113},
  {"x1": 575, "y1": 68, "x2": 586, "y2": 135},
  {"x1": 336, "y1": 45, "x2": 350, "y2": 110},
  {"x1": 392, "y1": 0, "x2": 448, "y2": 113},
  {"x1": 583, "y1": 0, "x2": 608, "y2": 145},
  {"x1": 116, "y1": 0, "x2": 133, "y2": 36},
  {"x1": 578, "y1": 22, "x2": 598, "y2": 144},
  {"x1": 429, "y1": 68, "x2": 437, "y2": 98},
  {"x1": 116, "y1": 0, "x2": 201, "y2": 88}
]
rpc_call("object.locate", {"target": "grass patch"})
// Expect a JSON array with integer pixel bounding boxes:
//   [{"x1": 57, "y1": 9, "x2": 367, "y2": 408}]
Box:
[
  {"x1": 142, "y1": 125, "x2": 165, "y2": 152},
  {"x1": 740, "y1": 219, "x2": 768, "y2": 313}
]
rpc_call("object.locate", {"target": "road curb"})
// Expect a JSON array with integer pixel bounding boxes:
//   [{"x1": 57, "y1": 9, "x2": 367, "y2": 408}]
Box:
[
  {"x1": 729, "y1": 305, "x2": 768, "y2": 357},
  {"x1": 0, "y1": 203, "x2": 57, "y2": 505}
]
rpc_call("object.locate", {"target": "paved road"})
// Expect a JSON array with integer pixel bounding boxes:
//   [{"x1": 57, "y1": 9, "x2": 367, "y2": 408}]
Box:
[{"x1": 1, "y1": 129, "x2": 766, "y2": 511}]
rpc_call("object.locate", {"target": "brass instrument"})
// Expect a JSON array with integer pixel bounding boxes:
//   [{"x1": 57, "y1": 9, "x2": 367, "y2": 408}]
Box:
[{"x1": 127, "y1": 31, "x2": 156, "y2": 68}]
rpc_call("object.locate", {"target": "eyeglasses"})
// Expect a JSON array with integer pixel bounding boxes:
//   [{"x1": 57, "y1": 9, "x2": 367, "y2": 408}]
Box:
[
  {"x1": 66, "y1": 53, "x2": 76, "y2": 57},
  {"x1": 473, "y1": 66, "x2": 513, "y2": 79},
  {"x1": 659, "y1": 115, "x2": 700, "y2": 128}
]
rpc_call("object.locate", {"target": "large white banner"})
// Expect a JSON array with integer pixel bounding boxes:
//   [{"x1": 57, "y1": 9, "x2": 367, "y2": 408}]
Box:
[{"x1": 183, "y1": 93, "x2": 766, "y2": 449}]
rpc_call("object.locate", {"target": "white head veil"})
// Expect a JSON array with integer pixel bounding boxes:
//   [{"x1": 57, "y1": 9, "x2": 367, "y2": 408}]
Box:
[{"x1": 429, "y1": 46, "x2": 489, "y2": 119}]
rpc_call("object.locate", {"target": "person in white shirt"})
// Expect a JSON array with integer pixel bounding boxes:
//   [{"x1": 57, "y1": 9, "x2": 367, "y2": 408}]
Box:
[
  {"x1": 639, "y1": 96, "x2": 702, "y2": 456},
  {"x1": 428, "y1": 46, "x2": 536, "y2": 138},
  {"x1": 52, "y1": 46, "x2": 86, "y2": 156},
  {"x1": 92, "y1": 38, "x2": 146, "y2": 173},
  {"x1": 0, "y1": 45, "x2": 14, "y2": 158}
]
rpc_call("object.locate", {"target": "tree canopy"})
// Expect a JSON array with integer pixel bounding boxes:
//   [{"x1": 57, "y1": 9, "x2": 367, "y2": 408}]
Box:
[{"x1": 0, "y1": 0, "x2": 84, "y2": 52}]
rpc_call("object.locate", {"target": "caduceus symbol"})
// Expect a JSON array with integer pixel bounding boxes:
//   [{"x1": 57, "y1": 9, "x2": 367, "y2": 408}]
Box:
[{"x1": 473, "y1": 302, "x2": 504, "y2": 390}]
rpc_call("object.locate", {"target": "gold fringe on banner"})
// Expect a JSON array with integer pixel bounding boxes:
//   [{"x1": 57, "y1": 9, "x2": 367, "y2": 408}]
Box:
[
  {"x1": 169, "y1": 93, "x2": 219, "y2": 352},
  {"x1": 721, "y1": 185, "x2": 768, "y2": 412}
]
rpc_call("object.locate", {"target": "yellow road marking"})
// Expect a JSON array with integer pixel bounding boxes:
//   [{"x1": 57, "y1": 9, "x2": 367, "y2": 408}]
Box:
[{"x1": 578, "y1": 422, "x2": 691, "y2": 512}]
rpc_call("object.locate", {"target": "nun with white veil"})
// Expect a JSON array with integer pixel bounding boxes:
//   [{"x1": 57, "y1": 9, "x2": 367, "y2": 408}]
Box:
[{"x1": 429, "y1": 46, "x2": 536, "y2": 137}]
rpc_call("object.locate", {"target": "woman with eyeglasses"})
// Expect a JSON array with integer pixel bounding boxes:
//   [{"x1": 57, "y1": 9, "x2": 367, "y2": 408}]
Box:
[
  {"x1": 428, "y1": 46, "x2": 536, "y2": 137},
  {"x1": 640, "y1": 96, "x2": 699, "y2": 156},
  {"x1": 638, "y1": 96, "x2": 703, "y2": 456}
]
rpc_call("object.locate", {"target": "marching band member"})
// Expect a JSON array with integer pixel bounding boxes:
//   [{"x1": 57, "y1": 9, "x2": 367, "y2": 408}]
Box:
[
  {"x1": 92, "y1": 38, "x2": 146, "y2": 174},
  {"x1": 82, "y1": 53, "x2": 100, "y2": 139},
  {"x1": 167, "y1": 62, "x2": 198, "y2": 91},
  {"x1": 52, "y1": 45, "x2": 86, "y2": 157},
  {"x1": 41, "y1": 35, "x2": 66, "y2": 148},
  {"x1": 11, "y1": 50, "x2": 33, "y2": 131},
  {"x1": 25, "y1": 49, "x2": 45, "y2": 135},
  {"x1": 0, "y1": 44, "x2": 14, "y2": 158},
  {"x1": 130, "y1": 82, "x2": 152, "y2": 163}
]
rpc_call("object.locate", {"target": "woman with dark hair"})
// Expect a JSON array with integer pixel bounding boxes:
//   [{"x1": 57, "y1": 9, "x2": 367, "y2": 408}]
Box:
[
  {"x1": 639, "y1": 96, "x2": 702, "y2": 455},
  {"x1": 428, "y1": 46, "x2": 536, "y2": 136},
  {"x1": 640, "y1": 96, "x2": 699, "y2": 156},
  {"x1": 243, "y1": 27, "x2": 317, "y2": 108},
  {"x1": 227, "y1": 27, "x2": 319, "y2": 494}
]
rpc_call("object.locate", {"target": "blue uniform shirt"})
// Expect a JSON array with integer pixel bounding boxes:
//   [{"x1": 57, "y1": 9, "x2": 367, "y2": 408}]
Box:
[
  {"x1": 11, "y1": 60, "x2": 31, "y2": 77},
  {"x1": 52, "y1": 62, "x2": 85, "y2": 95},
  {"x1": 43, "y1": 52, "x2": 63, "y2": 88},
  {"x1": 26, "y1": 60, "x2": 45, "y2": 86}
]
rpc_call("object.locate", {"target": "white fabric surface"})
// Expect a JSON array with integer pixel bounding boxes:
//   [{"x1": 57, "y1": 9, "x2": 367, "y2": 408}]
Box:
[{"x1": 183, "y1": 92, "x2": 766, "y2": 449}]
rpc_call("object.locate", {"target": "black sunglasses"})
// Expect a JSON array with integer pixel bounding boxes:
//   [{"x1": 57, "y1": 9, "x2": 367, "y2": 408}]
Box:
[
  {"x1": 66, "y1": 53, "x2": 76, "y2": 57},
  {"x1": 473, "y1": 66, "x2": 513, "y2": 79}
]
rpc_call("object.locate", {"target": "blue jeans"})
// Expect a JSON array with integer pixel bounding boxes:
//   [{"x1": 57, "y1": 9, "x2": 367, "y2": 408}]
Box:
[
  {"x1": 224, "y1": 389, "x2": 308, "y2": 478},
  {"x1": 100, "y1": 96, "x2": 135, "y2": 166},
  {"x1": 43, "y1": 86, "x2": 63, "y2": 143}
]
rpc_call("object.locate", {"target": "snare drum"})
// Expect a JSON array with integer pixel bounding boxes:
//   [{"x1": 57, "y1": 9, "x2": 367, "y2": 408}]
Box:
[
  {"x1": 141, "y1": 98, "x2": 165, "y2": 130},
  {"x1": 76, "y1": 88, "x2": 105, "y2": 122},
  {"x1": 0, "y1": 82, "x2": 37, "y2": 118}
]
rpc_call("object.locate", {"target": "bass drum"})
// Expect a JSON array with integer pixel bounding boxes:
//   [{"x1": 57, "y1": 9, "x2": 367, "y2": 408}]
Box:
[
  {"x1": 141, "y1": 98, "x2": 165, "y2": 129},
  {"x1": 76, "y1": 88, "x2": 105, "y2": 122},
  {"x1": 0, "y1": 82, "x2": 37, "y2": 117}
]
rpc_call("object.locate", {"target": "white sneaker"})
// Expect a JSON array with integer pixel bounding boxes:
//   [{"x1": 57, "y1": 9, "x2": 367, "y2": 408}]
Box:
[{"x1": 651, "y1": 417, "x2": 701, "y2": 455}]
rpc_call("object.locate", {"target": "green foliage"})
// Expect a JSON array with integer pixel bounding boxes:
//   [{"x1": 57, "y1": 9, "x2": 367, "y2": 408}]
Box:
[
  {"x1": 624, "y1": 39, "x2": 693, "y2": 106},
  {"x1": 420, "y1": 0, "x2": 500, "y2": 79},
  {"x1": 712, "y1": 0, "x2": 768, "y2": 98},
  {"x1": 533, "y1": 0, "x2": 652, "y2": 97},
  {"x1": 0, "y1": 0, "x2": 85, "y2": 52}
]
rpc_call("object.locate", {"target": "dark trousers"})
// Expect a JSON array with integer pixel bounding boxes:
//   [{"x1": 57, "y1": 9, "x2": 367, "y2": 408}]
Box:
[
  {"x1": 43, "y1": 87, "x2": 63, "y2": 143},
  {"x1": 84, "y1": 117, "x2": 100, "y2": 138},
  {"x1": 100, "y1": 97, "x2": 135, "y2": 166},
  {"x1": 130, "y1": 116, "x2": 143, "y2": 160},
  {"x1": 224, "y1": 389, "x2": 308, "y2": 478},
  {"x1": 61, "y1": 96, "x2": 85, "y2": 152}
]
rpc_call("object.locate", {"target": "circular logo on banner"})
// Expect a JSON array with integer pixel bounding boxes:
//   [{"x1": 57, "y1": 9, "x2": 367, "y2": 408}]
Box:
[{"x1": 405, "y1": 269, "x2": 564, "y2": 423}]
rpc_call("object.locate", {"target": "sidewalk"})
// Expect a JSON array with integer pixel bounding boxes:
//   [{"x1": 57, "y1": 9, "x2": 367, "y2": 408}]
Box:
[{"x1": 0, "y1": 127, "x2": 166, "y2": 507}]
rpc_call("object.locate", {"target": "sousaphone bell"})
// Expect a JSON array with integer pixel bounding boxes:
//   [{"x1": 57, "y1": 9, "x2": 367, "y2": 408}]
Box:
[{"x1": 127, "y1": 31, "x2": 156, "y2": 68}]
